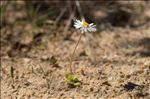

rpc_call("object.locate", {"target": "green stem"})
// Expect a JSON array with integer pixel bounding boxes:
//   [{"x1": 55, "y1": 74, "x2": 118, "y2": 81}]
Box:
[{"x1": 69, "y1": 33, "x2": 82, "y2": 73}]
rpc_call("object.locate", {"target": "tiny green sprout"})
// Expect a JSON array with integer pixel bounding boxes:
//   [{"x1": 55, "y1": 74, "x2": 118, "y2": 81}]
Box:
[
  {"x1": 65, "y1": 73, "x2": 82, "y2": 87},
  {"x1": 50, "y1": 56, "x2": 57, "y2": 65}
]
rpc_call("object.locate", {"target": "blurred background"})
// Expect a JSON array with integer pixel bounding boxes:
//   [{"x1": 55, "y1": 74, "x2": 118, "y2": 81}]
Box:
[
  {"x1": 1, "y1": 1, "x2": 150, "y2": 29},
  {"x1": 1, "y1": 0, "x2": 150, "y2": 57}
]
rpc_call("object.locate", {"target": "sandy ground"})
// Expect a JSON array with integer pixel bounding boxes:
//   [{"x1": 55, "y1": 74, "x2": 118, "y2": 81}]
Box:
[{"x1": 1, "y1": 22, "x2": 150, "y2": 99}]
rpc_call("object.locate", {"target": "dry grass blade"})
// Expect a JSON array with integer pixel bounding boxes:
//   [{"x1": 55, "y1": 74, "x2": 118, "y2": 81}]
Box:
[
  {"x1": 53, "y1": 6, "x2": 67, "y2": 29},
  {"x1": 10, "y1": 66, "x2": 14, "y2": 79},
  {"x1": 63, "y1": 1, "x2": 76, "y2": 38},
  {"x1": 63, "y1": 10, "x2": 75, "y2": 37},
  {"x1": 75, "y1": 0, "x2": 84, "y2": 20}
]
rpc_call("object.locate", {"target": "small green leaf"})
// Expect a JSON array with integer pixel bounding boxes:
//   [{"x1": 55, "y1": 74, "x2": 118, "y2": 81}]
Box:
[
  {"x1": 50, "y1": 56, "x2": 57, "y2": 65},
  {"x1": 65, "y1": 73, "x2": 81, "y2": 87}
]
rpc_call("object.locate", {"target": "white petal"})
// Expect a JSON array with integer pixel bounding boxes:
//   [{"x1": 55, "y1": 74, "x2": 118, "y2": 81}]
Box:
[
  {"x1": 74, "y1": 22, "x2": 79, "y2": 26},
  {"x1": 92, "y1": 28, "x2": 96, "y2": 32},
  {"x1": 89, "y1": 23, "x2": 94, "y2": 26},
  {"x1": 91, "y1": 25, "x2": 96, "y2": 28},
  {"x1": 74, "y1": 24, "x2": 82, "y2": 29},
  {"x1": 75, "y1": 19, "x2": 82, "y2": 24},
  {"x1": 90, "y1": 24, "x2": 96, "y2": 28},
  {"x1": 74, "y1": 23, "x2": 82, "y2": 27},
  {"x1": 87, "y1": 27, "x2": 96, "y2": 32},
  {"x1": 74, "y1": 20, "x2": 82, "y2": 28},
  {"x1": 87, "y1": 28, "x2": 92, "y2": 32},
  {"x1": 79, "y1": 27, "x2": 84, "y2": 31},
  {"x1": 74, "y1": 23, "x2": 81, "y2": 26}
]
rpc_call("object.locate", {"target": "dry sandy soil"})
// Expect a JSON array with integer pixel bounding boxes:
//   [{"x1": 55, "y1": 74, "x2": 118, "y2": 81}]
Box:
[
  {"x1": 1, "y1": 23, "x2": 150, "y2": 99},
  {"x1": 1, "y1": 1, "x2": 150, "y2": 99}
]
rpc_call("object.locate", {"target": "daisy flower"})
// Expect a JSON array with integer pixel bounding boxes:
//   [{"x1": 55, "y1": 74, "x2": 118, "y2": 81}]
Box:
[{"x1": 74, "y1": 19, "x2": 96, "y2": 33}]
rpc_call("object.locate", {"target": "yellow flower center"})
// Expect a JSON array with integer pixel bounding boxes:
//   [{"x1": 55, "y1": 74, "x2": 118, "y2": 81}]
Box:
[{"x1": 82, "y1": 21, "x2": 89, "y2": 27}]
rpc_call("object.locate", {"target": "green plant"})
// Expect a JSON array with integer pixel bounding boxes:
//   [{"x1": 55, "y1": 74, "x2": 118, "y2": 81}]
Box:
[
  {"x1": 50, "y1": 56, "x2": 57, "y2": 65},
  {"x1": 65, "y1": 73, "x2": 81, "y2": 87},
  {"x1": 65, "y1": 19, "x2": 96, "y2": 87}
]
